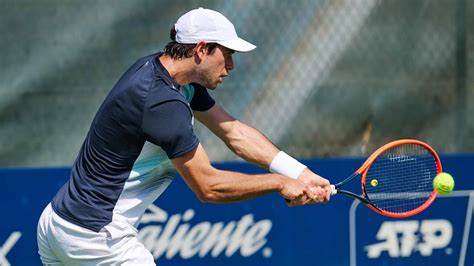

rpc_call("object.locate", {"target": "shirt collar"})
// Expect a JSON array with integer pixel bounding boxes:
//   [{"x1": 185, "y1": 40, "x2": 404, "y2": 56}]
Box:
[{"x1": 154, "y1": 52, "x2": 181, "y2": 90}]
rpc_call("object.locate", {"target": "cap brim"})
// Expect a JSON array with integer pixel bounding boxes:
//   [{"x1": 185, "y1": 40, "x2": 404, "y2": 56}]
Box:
[{"x1": 217, "y1": 38, "x2": 256, "y2": 52}]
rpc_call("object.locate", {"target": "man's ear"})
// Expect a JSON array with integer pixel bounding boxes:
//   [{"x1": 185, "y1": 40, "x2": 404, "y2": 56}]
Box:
[{"x1": 194, "y1": 41, "x2": 208, "y2": 60}]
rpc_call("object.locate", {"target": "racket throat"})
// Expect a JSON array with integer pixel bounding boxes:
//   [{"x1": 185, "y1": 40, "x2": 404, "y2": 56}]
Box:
[{"x1": 335, "y1": 189, "x2": 370, "y2": 204}]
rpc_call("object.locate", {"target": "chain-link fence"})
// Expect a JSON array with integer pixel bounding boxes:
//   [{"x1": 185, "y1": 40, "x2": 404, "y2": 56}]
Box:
[{"x1": 0, "y1": 0, "x2": 472, "y2": 167}]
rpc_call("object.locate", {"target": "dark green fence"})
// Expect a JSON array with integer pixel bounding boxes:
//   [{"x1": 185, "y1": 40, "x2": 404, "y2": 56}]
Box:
[{"x1": 0, "y1": 0, "x2": 472, "y2": 167}]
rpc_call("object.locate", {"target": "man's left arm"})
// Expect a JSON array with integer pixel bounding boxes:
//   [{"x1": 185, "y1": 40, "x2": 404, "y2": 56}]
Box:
[{"x1": 194, "y1": 104, "x2": 331, "y2": 200}]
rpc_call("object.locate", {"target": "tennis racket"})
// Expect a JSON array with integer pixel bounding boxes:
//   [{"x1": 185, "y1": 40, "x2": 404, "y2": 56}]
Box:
[{"x1": 331, "y1": 139, "x2": 442, "y2": 218}]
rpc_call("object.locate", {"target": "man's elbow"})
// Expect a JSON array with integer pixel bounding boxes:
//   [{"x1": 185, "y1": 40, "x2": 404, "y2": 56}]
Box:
[{"x1": 195, "y1": 186, "x2": 220, "y2": 203}]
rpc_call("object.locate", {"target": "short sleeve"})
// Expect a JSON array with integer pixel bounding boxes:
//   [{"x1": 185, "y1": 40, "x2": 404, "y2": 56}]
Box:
[
  {"x1": 189, "y1": 84, "x2": 215, "y2": 111},
  {"x1": 142, "y1": 100, "x2": 199, "y2": 159}
]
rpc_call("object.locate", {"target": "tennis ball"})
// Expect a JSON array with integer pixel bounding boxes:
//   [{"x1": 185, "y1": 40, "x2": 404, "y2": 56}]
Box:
[
  {"x1": 433, "y1": 172, "x2": 455, "y2": 195},
  {"x1": 370, "y1": 179, "x2": 378, "y2": 187}
]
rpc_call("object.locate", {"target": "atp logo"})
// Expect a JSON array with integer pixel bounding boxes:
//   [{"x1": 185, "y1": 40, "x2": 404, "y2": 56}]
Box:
[{"x1": 365, "y1": 219, "x2": 452, "y2": 258}]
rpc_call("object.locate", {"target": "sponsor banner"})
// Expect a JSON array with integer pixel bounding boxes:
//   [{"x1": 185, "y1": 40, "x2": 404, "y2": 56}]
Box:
[
  {"x1": 0, "y1": 155, "x2": 472, "y2": 265},
  {"x1": 138, "y1": 205, "x2": 273, "y2": 261}
]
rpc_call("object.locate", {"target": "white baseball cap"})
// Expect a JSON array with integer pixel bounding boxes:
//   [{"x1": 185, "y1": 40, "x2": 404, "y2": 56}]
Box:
[{"x1": 174, "y1": 7, "x2": 256, "y2": 52}]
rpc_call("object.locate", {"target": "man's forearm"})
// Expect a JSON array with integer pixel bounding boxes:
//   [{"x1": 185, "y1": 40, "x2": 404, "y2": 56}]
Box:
[
  {"x1": 223, "y1": 120, "x2": 280, "y2": 168},
  {"x1": 199, "y1": 170, "x2": 285, "y2": 203},
  {"x1": 224, "y1": 121, "x2": 308, "y2": 180}
]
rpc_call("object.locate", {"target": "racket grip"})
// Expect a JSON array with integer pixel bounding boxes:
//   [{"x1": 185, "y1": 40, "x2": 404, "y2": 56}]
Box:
[{"x1": 330, "y1": 184, "x2": 337, "y2": 195}]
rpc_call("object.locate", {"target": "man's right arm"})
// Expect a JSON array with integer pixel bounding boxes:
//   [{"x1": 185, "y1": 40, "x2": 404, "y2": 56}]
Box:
[{"x1": 171, "y1": 143, "x2": 320, "y2": 206}]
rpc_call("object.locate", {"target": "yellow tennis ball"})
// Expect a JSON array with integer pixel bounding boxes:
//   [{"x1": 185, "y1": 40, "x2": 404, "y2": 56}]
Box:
[
  {"x1": 370, "y1": 179, "x2": 378, "y2": 187},
  {"x1": 433, "y1": 172, "x2": 455, "y2": 195}
]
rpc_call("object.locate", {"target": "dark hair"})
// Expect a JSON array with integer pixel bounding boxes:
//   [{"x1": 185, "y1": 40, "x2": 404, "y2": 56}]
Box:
[{"x1": 163, "y1": 28, "x2": 219, "y2": 59}]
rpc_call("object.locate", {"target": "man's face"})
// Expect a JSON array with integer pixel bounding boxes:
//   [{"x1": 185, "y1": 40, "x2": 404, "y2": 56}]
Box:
[{"x1": 197, "y1": 45, "x2": 234, "y2": 89}]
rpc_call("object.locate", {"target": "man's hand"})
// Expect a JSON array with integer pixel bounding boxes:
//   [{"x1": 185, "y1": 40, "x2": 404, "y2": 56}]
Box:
[
  {"x1": 279, "y1": 178, "x2": 313, "y2": 206},
  {"x1": 279, "y1": 176, "x2": 331, "y2": 206},
  {"x1": 297, "y1": 168, "x2": 331, "y2": 203}
]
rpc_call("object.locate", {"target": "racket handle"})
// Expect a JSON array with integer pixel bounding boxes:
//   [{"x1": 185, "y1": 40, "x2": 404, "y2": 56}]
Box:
[{"x1": 330, "y1": 184, "x2": 337, "y2": 195}]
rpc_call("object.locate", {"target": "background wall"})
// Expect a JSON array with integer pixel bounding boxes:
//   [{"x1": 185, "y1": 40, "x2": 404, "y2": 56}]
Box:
[
  {"x1": 1, "y1": 0, "x2": 473, "y2": 167},
  {"x1": 1, "y1": 156, "x2": 473, "y2": 266}
]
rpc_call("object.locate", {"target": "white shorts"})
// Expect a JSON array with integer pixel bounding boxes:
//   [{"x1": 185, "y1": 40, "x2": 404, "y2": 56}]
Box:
[{"x1": 37, "y1": 204, "x2": 155, "y2": 265}]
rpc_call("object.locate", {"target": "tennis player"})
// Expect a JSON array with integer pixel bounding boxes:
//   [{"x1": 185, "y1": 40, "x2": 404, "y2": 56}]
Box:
[{"x1": 37, "y1": 7, "x2": 331, "y2": 265}]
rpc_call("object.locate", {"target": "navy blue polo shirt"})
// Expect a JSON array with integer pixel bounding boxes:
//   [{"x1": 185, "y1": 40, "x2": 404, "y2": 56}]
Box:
[{"x1": 51, "y1": 52, "x2": 215, "y2": 232}]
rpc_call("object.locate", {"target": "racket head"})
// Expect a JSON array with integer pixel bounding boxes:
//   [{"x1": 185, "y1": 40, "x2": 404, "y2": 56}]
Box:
[{"x1": 358, "y1": 139, "x2": 442, "y2": 218}]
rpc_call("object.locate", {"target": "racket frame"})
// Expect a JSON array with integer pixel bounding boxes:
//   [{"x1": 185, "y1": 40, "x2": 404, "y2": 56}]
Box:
[{"x1": 331, "y1": 139, "x2": 442, "y2": 218}]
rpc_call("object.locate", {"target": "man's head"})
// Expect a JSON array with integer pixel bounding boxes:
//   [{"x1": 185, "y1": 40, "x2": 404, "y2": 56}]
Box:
[{"x1": 163, "y1": 7, "x2": 256, "y2": 89}]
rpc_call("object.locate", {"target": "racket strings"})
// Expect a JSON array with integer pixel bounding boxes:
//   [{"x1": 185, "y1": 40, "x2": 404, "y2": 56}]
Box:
[{"x1": 364, "y1": 144, "x2": 438, "y2": 214}]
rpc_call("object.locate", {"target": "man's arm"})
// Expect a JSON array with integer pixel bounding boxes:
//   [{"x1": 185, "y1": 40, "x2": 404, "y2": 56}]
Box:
[
  {"x1": 171, "y1": 143, "x2": 321, "y2": 205},
  {"x1": 194, "y1": 105, "x2": 279, "y2": 168},
  {"x1": 194, "y1": 105, "x2": 331, "y2": 200}
]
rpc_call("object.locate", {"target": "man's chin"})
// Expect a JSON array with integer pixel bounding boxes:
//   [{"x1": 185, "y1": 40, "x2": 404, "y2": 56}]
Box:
[
  {"x1": 194, "y1": 82, "x2": 217, "y2": 90},
  {"x1": 206, "y1": 83, "x2": 219, "y2": 90}
]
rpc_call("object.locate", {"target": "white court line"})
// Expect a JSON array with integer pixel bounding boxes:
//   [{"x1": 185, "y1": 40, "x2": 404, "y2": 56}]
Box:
[
  {"x1": 458, "y1": 192, "x2": 473, "y2": 266},
  {"x1": 349, "y1": 200, "x2": 359, "y2": 266}
]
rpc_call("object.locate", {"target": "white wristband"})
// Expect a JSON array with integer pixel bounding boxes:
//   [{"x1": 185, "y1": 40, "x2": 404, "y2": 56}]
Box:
[{"x1": 269, "y1": 151, "x2": 307, "y2": 179}]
